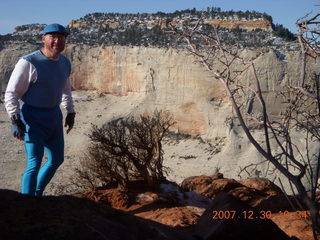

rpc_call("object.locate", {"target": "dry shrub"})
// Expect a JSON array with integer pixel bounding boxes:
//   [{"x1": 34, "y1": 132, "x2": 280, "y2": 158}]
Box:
[{"x1": 74, "y1": 110, "x2": 175, "y2": 190}]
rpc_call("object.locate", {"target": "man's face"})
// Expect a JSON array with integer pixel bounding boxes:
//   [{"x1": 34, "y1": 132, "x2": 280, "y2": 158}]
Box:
[{"x1": 42, "y1": 33, "x2": 66, "y2": 55}]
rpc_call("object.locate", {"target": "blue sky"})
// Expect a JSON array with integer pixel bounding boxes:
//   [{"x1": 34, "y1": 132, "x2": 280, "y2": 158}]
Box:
[{"x1": 0, "y1": 0, "x2": 318, "y2": 35}]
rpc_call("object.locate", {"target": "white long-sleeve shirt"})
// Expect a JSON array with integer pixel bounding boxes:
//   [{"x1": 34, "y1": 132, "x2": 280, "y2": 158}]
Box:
[{"x1": 4, "y1": 57, "x2": 75, "y2": 117}]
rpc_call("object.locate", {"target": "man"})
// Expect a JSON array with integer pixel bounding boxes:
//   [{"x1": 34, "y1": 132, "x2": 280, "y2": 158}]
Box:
[{"x1": 4, "y1": 23, "x2": 76, "y2": 196}]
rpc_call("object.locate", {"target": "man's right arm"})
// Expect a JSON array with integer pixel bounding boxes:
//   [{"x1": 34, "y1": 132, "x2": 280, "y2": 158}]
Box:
[
  {"x1": 4, "y1": 58, "x2": 36, "y2": 117},
  {"x1": 5, "y1": 58, "x2": 36, "y2": 140}
]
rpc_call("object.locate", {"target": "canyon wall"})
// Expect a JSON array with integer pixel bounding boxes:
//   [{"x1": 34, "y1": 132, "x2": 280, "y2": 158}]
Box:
[
  {"x1": 204, "y1": 19, "x2": 273, "y2": 31},
  {"x1": 64, "y1": 44, "x2": 225, "y2": 136},
  {"x1": 68, "y1": 16, "x2": 273, "y2": 32},
  {"x1": 1, "y1": 43, "x2": 320, "y2": 191},
  {"x1": 1, "y1": 43, "x2": 320, "y2": 138},
  {"x1": 0, "y1": 44, "x2": 39, "y2": 101},
  {"x1": 1, "y1": 43, "x2": 320, "y2": 142},
  {"x1": 62, "y1": 44, "x2": 319, "y2": 137}
]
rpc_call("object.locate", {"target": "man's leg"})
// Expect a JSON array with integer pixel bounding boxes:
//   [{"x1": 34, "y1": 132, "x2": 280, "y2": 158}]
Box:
[
  {"x1": 35, "y1": 130, "x2": 64, "y2": 196},
  {"x1": 22, "y1": 135, "x2": 44, "y2": 195}
]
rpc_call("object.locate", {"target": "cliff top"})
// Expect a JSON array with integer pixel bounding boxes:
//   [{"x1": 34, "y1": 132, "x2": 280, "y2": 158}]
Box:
[{"x1": 0, "y1": 8, "x2": 295, "y2": 49}]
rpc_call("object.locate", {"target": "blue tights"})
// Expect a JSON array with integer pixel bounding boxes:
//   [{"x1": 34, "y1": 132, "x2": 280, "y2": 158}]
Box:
[
  {"x1": 21, "y1": 104, "x2": 64, "y2": 196},
  {"x1": 22, "y1": 131, "x2": 64, "y2": 196}
]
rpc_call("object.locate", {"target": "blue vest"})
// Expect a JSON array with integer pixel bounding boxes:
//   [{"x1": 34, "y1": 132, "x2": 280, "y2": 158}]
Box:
[{"x1": 21, "y1": 50, "x2": 71, "y2": 108}]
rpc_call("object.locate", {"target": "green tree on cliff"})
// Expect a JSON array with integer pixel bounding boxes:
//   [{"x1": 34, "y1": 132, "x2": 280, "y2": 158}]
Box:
[{"x1": 273, "y1": 23, "x2": 296, "y2": 41}]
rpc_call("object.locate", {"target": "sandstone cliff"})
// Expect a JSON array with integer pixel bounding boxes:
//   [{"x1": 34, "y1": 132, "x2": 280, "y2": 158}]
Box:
[
  {"x1": 0, "y1": 43, "x2": 319, "y2": 194},
  {"x1": 0, "y1": 43, "x2": 39, "y2": 99},
  {"x1": 1, "y1": 43, "x2": 319, "y2": 140},
  {"x1": 69, "y1": 17, "x2": 273, "y2": 32},
  {"x1": 64, "y1": 44, "x2": 224, "y2": 136},
  {"x1": 204, "y1": 19, "x2": 273, "y2": 31},
  {"x1": 62, "y1": 44, "x2": 318, "y2": 138}
]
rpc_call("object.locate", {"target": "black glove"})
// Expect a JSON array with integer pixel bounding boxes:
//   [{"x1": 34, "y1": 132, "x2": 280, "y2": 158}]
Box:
[
  {"x1": 64, "y1": 112, "x2": 76, "y2": 134},
  {"x1": 11, "y1": 114, "x2": 26, "y2": 140}
]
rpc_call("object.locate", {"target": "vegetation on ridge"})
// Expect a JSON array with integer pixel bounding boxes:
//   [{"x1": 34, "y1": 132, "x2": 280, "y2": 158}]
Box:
[{"x1": 0, "y1": 7, "x2": 295, "y2": 49}]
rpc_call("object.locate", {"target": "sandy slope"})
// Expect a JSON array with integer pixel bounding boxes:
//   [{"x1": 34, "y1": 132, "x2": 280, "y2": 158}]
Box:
[
  {"x1": 0, "y1": 91, "x2": 293, "y2": 195},
  {"x1": 1, "y1": 91, "x2": 318, "y2": 240},
  {"x1": 0, "y1": 91, "x2": 146, "y2": 193},
  {"x1": 0, "y1": 91, "x2": 222, "y2": 194}
]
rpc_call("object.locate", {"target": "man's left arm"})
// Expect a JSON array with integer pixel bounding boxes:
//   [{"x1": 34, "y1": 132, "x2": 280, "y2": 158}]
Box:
[{"x1": 62, "y1": 77, "x2": 75, "y2": 134}]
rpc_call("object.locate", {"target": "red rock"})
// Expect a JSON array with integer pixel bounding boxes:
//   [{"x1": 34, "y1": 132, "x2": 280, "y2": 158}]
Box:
[
  {"x1": 70, "y1": 177, "x2": 313, "y2": 240},
  {"x1": 0, "y1": 189, "x2": 193, "y2": 240},
  {"x1": 228, "y1": 186, "x2": 265, "y2": 206},
  {"x1": 239, "y1": 177, "x2": 283, "y2": 196},
  {"x1": 180, "y1": 175, "x2": 243, "y2": 199},
  {"x1": 180, "y1": 175, "x2": 297, "y2": 212},
  {"x1": 135, "y1": 206, "x2": 200, "y2": 227},
  {"x1": 193, "y1": 192, "x2": 296, "y2": 240},
  {"x1": 271, "y1": 211, "x2": 317, "y2": 240},
  {"x1": 84, "y1": 188, "x2": 130, "y2": 209}
]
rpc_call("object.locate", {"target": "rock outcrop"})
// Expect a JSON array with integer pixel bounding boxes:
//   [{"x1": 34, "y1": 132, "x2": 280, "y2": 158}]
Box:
[
  {"x1": 0, "y1": 43, "x2": 39, "y2": 98},
  {"x1": 0, "y1": 184, "x2": 297, "y2": 240},
  {"x1": 180, "y1": 175, "x2": 301, "y2": 212},
  {"x1": 193, "y1": 192, "x2": 297, "y2": 240},
  {"x1": 0, "y1": 43, "x2": 319, "y2": 194},
  {"x1": 0, "y1": 189, "x2": 193, "y2": 240},
  {"x1": 205, "y1": 19, "x2": 273, "y2": 31},
  {"x1": 80, "y1": 176, "x2": 315, "y2": 239},
  {"x1": 62, "y1": 44, "x2": 320, "y2": 138},
  {"x1": 2, "y1": 43, "x2": 318, "y2": 138}
]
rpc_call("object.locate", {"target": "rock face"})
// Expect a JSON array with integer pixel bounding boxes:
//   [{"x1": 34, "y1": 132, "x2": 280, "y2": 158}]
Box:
[
  {"x1": 61, "y1": 44, "x2": 319, "y2": 194},
  {"x1": 0, "y1": 43, "x2": 39, "y2": 99},
  {"x1": 68, "y1": 16, "x2": 273, "y2": 32},
  {"x1": 0, "y1": 43, "x2": 320, "y2": 194},
  {"x1": 62, "y1": 44, "x2": 320, "y2": 138},
  {"x1": 0, "y1": 189, "x2": 193, "y2": 240},
  {"x1": 0, "y1": 43, "x2": 317, "y2": 239},
  {"x1": 205, "y1": 19, "x2": 273, "y2": 31},
  {"x1": 0, "y1": 188, "x2": 295, "y2": 240},
  {"x1": 64, "y1": 44, "x2": 221, "y2": 136},
  {"x1": 180, "y1": 175, "x2": 301, "y2": 213},
  {"x1": 1, "y1": 43, "x2": 319, "y2": 138},
  {"x1": 81, "y1": 176, "x2": 315, "y2": 240},
  {"x1": 193, "y1": 192, "x2": 296, "y2": 240}
]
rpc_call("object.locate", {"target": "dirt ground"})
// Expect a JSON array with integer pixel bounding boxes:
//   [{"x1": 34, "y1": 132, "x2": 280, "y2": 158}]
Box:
[
  {"x1": 0, "y1": 91, "x2": 318, "y2": 240},
  {"x1": 0, "y1": 90, "x2": 303, "y2": 196},
  {"x1": 0, "y1": 91, "x2": 220, "y2": 195}
]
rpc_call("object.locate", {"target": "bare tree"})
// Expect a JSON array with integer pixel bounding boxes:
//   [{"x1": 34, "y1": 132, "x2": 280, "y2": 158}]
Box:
[
  {"x1": 73, "y1": 110, "x2": 175, "y2": 190},
  {"x1": 172, "y1": 12, "x2": 320, "y2": 238}
]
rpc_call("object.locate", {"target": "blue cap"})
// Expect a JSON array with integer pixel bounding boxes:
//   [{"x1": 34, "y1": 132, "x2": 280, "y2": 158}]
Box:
[{"x1": 43, "y1": 24, "x2": 68, "y2": 36}]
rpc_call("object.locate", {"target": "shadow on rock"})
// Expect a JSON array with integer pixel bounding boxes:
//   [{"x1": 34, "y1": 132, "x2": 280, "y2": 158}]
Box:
[
  {"x1": 0, "y1": 189, "x2": 192, "y2": 240},
  {"x1": 193, "y1": 192, "x2": 298, "y2": 240},
  {"x1": 0, "y1": 188, "x2": 297, "y2": 240}
]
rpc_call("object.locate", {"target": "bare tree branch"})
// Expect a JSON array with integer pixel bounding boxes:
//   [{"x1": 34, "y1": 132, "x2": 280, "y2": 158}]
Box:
[{"x1": 173, "y1": 12, "x2": 320, "y2": 238}]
